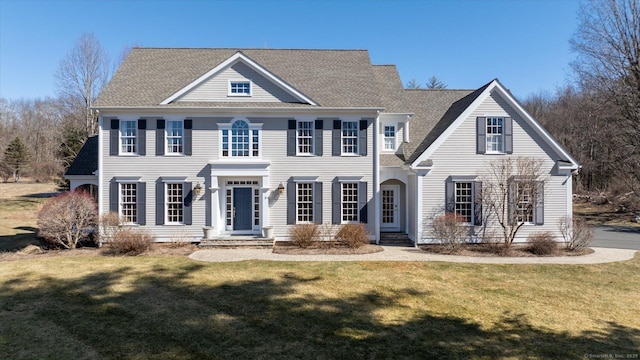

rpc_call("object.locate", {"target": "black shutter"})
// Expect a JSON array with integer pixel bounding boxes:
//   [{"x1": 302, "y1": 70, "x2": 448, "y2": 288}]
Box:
[
  {"x1": 137, "y1": 182, "x2": 146, "y2": 225},
  {"x1": 474, "y1": 181, "x2": 483, "y2": 226},
  {"x1": 184, "y1": 119, "x2": 192, "y2": 156},
  {"x1": 156, "y1": 119, "x2": 165, "y2": 156},
  {"x1": 110, "y1": 119, "x2": 119, "y2": 156},
  {"x1": 286, "y1": 179, "x2": 296, "y2": 225},
  {"x1": 332, "y1": 181, "x2": 341, "y2": 224},
  {"x1": 445, "y1": 179, "x2": 455, "y2": 213},
  {"x1": 314, "y1": 182, "x2": 323, "y2": 224},
  {"x1": 137, "y1": 119, "x2": 146, "y2": 156},
  {"x1": 476, "y1": 117, "x2": 486, "y2": 154},
  {"x1": 534, "y1": 181, "x2": 544, "y2": 225},
  {"x1": 359, "y1": 119, "x2": 368, "y2": 156},
  {"x1": 358, "y1": 181, "x2": 368, "y2": 223},
  {"x1": 287, "y1": 120, "x2": 296, "y2": 156},
  {"x1": 156, "y1": 181, "x2": 164, "y2": 225},
  {"x1": 314, "y1": 120, "x2": 323, "y2": 156},
  {"x1": 183, "y1": 182, "x2": 192, "y2": 225},
  {"x1": 109, "y1": 180, "x2": 118, "y2": 213},
  {"x1": 504, "y1": 116, "x2": 513, "y2": 154},
  {"x1": 332, "y1": 120, "x2": 341, "y2": 156}
]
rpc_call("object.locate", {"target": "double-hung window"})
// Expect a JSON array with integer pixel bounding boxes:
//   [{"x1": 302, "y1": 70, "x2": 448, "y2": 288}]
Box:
[
  {"x1": 166, "y1": 182, "x2": 183, "y2": 224},
  {"x1": 446, "y1": 179, "x2": 482, "y2": 226},
  {"x1": 383, "y1": 125, "x2": 396, "y2": 151},
  {"x1": 297, "y1": 121, "x2": 314, "y2": 155},
  {"x1": 486, "y1": 117, "x2": 504, "y2": 153},
  {"x1": 515, "y1": 182, "x2": 534, "y2": 224},
  {"x1": 120, "y1": 120, "x2": 137, "y2": 154},
  {"x1": 120, "y1": 183, "x2": 138, "y2": 224},
  {"x1": 229, "y1": 80, "x2": 251, "y2": 96},
  {"x1": 166, "y1": 120, "x2": 183, "y2": 154},
  {"x1": 454, "y1": 182, "x2": 473, "y2": 223},
  {"x1": 296, "y1": 183, "x2": 314, "y2": 223},
  {"x1": 341, "y1": 182, "x2": 359, "y2": 223},
  {"x1": 341, "y1": 121, "x2": 358, "y2": 154},
  {"x1": 221, "y1": 119, "x2": 260, "y2": 157}
]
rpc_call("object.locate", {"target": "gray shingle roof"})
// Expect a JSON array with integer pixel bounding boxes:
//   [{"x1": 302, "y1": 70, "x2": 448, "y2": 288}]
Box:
[
  {"x1": 96, "y1": 48, "x2": 383, "y2": 108},
  {"x1": 65, "y1": 136, "x2": 98, "y2": 176}
]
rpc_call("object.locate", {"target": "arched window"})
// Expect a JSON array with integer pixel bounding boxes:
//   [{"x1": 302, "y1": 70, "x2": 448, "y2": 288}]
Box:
[{"x1": 221, "y1": 119, "x2": 260, "y2": 157}]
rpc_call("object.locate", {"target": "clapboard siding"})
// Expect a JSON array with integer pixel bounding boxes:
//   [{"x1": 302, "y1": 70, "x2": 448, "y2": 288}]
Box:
[
  {"x1": 418, "y1": 90, "x2": 568, "y2": 243},
  {"x1": 100, "y1": 113, "x2": 374, "y2": 240},
  {"x1": 178, "y1": 62, "x2": 300, "y2": 103}
]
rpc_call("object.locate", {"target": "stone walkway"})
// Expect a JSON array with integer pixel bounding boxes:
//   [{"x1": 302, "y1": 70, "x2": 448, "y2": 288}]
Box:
[{"x1": 189, "y1": 246, "x2": 637, "y2": 264}]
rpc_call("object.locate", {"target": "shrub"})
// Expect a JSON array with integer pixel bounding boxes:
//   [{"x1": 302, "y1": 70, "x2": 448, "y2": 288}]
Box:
[
  {"x1": 98, "y1": 211, "x2": 122, "y2": 244},
  {"x1": 336, "y1": 223, "x2": 369, "y2": 248},
  {"x1": 289, "y1": 224, "x2": 319, "y2": 248},
  {"x1": 103, "y1": 227, "x2": 153, "y2": 256},
  {"x1": 431, "y1": 213, "x2": 469, "y2": 252},
  {"x1": 527, "y1": 232, "x2": 558, "y2": 255},
  {"x1": 37, "y1": 190, "x2": 98, "y2": 249},
  {"x1": 558, "y1": 215, "x2": 594, "y2": 251}
]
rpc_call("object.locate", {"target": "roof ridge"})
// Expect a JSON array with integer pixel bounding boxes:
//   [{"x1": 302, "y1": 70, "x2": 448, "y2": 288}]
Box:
[
  {"x1": 132, "y1": 47, "x2": 370, "y2": 52},
  {"x1": 404, "y1": 88, "x2": 475, "y2": 92}
]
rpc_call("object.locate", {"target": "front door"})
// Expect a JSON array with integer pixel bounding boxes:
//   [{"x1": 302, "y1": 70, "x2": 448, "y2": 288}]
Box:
[
  {"x1": 233, "y1": 187, "x2": 252, "y2": 230},
  {"x1": 381, "y1": 185, "x2": 399, "y2": 231}
]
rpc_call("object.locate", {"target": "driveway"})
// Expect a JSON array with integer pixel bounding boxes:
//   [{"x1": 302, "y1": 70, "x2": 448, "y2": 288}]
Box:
[{"x1": 593, "y1": 225, "x2": 640, "y2": 250}]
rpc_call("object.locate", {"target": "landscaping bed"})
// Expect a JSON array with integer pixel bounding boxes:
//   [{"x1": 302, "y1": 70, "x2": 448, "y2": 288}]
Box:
[
  {"x1": 420, "y1": 243, "x2": 594, "y2": 257},
  {"x1": 273, "y1": 241, "x2": 383, "y2": 255}
]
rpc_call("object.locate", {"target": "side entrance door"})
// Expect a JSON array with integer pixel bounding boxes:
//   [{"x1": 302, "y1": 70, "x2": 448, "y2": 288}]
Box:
[
  {"x1": 233, "y1": 187, "x2": 253, "y2": 231},
  {"x1": 381, "y1": 185, "x2": 400, "y2": 231}
]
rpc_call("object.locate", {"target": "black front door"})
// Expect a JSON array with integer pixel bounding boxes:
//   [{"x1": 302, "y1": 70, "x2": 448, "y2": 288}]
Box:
[{"x1": 233, "y1": 187, "x2": 252, "y2": 230}]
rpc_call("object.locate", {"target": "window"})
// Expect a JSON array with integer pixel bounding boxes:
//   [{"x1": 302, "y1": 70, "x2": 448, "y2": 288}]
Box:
[
  {"x1": 120, "y1": 120, "x2": 137, "y2": 154},
  {"x1": 229, "y1": 80, "x2": 251, "y2": 96},
  {"x1": 297, "y1": 183, "x2": 314, "y2": 223},
  {"x1": 515, "y1": 182, "x2": 534, "y2": 224},
  {"x1": 455, "y1": 182, "x2": 473, "y2": 223},
  {"x1": 120, "y1": 183, "x2": 137, "y2": 224},
  {"x1": 341, "y1": 121, "x2": 358, "y2": 154},
  {"x1": 341, "y1": 182, "x2": 359, "y2": 222},
  {"x1": 221, "y1": 119, "x2": 260, "y2": 157},
  {"x1": 486, "y1": 117, "x2": 504, "y2": 153},
  {"x1": 166, "y1": 183, "x2": 183, "y2": 224},
  {"x1": 166, "y1": 120, "x2": 183, "y2": 154},
  {"x1": 383, "y1": 125, "x2": 396, "y2": 151},
  {"x1": 297, "y1": 121, "x2": 314, "y2": 154}
]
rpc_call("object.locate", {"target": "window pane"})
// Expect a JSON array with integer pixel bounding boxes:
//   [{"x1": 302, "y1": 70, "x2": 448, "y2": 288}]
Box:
[
  {"x1": 120, "y1": 183, "x2": 137, "y2": 223},
  {"x1": 166, "y1": 183, "x2": 183, "y2": 223},
  {"x1": 166, "y1": 120, "x2": 183, "y2": 154},
  {"x1": 454, "y1": 182, "x2": 472, "y2": 223},
  {"x1": 297, "y1": 183, "x2": 314, "y2": 222},
  {"x1": 342, "y1": 183, "x2": 359, "y2": 222},
  {"x1": 297, "y1": 121, "x2": 314, "y2": 154},
  {"x1": 486, "y1": 117, "x2": 504, "y2": 152},
  {"x1": 342, "y1": 121, "x2": 358, "y2": 154},
  {"x1": 120, "y1": 120, "x2": 137, "y2": 154}
]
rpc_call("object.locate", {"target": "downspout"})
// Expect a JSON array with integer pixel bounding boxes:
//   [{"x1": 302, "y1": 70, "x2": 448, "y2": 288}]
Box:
[{"x1": 373, "y1": 111, "x2": 381, "y2": 244}]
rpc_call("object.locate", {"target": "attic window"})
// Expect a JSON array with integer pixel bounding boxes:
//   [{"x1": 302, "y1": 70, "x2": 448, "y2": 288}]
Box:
[{"x1": 229, "y1": 80, "x2": 251, "y2": 96}]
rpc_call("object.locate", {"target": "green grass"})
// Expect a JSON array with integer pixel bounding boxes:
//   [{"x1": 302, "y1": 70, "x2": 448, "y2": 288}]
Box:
[{"x1": 1, "y1": 255, "x2": 639, "y2": 359}]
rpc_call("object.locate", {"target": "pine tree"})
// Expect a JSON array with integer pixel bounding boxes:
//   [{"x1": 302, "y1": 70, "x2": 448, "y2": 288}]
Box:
[{"x1": 3, "y1": 137, "x2": 31, "y2": 182}]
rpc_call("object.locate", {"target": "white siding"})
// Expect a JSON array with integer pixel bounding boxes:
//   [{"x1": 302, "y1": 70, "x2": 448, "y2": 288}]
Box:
[
  {"x1": 100, "y1": 113, "x2": 375, "y2": 241},
  {"x1": 178, "y1": 62, "x2": 301, "y2": 103},
  {"x1": 419, "y1": 90, "x2": 570, "y2": 243}
]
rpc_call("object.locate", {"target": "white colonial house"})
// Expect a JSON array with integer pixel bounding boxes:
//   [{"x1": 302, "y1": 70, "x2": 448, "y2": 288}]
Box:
[{"x1": 65, "y1": 48, "x2": 579, "y2": 244}]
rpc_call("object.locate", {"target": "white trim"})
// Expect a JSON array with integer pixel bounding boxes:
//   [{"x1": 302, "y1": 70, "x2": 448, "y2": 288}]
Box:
[
  {"x1": 160, "y1": 52, "x2": 318, "y2": 106},
  {"x1": 411, "y1": 79, "x2": 580, "y2": 170}
]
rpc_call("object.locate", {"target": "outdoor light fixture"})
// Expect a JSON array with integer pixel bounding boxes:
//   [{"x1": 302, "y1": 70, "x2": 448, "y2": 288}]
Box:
[
  {"x1": 194, "y1": 182, "x2": 203, "y2": 196},
  {"x1": 277, "y1": 183, "x2": 285, "y2": 195}
]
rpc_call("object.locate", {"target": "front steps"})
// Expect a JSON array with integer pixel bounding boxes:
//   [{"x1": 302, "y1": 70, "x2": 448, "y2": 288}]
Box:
[
  {"x1": 379, "y1": 232, "x2": 413, "y2": 247},
  {"x1": 199, "y1": 235, "x2": 274, "y2": 248}
]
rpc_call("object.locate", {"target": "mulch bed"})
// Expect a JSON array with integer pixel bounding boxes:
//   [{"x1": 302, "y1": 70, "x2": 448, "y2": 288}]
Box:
[
  {"x1": 273, "y1": 241, "x2": 384, "y2": 255},
  {"x1": 419, "y1": 243, "x2": 594, "y2": 257}
]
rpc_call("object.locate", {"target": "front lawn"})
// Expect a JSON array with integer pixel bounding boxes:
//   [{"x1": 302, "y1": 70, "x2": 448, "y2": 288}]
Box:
[{"x1": 1, "y1": 255, "x2": 638, "y2": 359}]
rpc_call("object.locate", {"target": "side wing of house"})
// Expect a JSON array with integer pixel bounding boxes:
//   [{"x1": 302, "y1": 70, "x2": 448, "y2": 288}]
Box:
[{"x1": 410, "y1": 80, "x2": 579, "y2": 243}]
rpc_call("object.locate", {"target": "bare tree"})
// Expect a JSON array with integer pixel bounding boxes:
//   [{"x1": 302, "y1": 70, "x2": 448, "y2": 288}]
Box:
[
  {"x1": 481, "y1": 157, "x2": 547, "y2": 247},
  {"x1": 426, "y1": 76, "x2": 447, "y2": 89},
  {"x1": 55, "y1": 33, "x2": 110, "y2": 135},
  {"x1": 405, "y1": 78, "x2": 422, "y2": 89}
]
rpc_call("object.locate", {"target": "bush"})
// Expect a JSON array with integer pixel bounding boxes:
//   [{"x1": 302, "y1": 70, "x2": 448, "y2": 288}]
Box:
[
  {"x1": 103, "y1": 227, "x2": 153, "y2": 256},
  {"x1": 336, "y1": 223, "x2": 370, "y2": 248},
  {"x1": 289, "y1": 224, "x2": 319, "y2": 248},
  {"x1": 558, "y1": 215, "x2": 594, "y2": 251},
  {"x1": 431, "y1": 213, "x2": 469, "y2": 252},
  {"x1": 37, "y1": 190, "x2": 98, "y2": 249},
  {"x1": 527, "y1": 232, "x2": 558, "y2": 255}
]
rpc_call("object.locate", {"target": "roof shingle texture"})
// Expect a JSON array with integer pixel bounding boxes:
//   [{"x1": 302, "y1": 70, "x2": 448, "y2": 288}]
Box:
[
  {"x1": 65, "y1": 136, "x2": 98, "y2": 176},
  {"x1": 96, "y1": 48, "x2": 383, "y2": 108}
]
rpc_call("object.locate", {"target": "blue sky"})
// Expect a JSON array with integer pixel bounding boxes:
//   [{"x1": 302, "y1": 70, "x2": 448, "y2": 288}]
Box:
[{"x1": 0, "y1": 0, "x2": 580, "y2": 101}]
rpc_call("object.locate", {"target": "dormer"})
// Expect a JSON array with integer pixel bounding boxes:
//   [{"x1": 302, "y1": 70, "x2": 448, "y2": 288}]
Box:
[{"x1": 379, "y1": 113, "x2": 412, "y2": 154}]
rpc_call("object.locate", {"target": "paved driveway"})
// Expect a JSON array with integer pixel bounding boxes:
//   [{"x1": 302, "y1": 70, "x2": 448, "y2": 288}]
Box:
[{"x1": 593, "y1": 225, "x2": 640, "y2": 250}]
